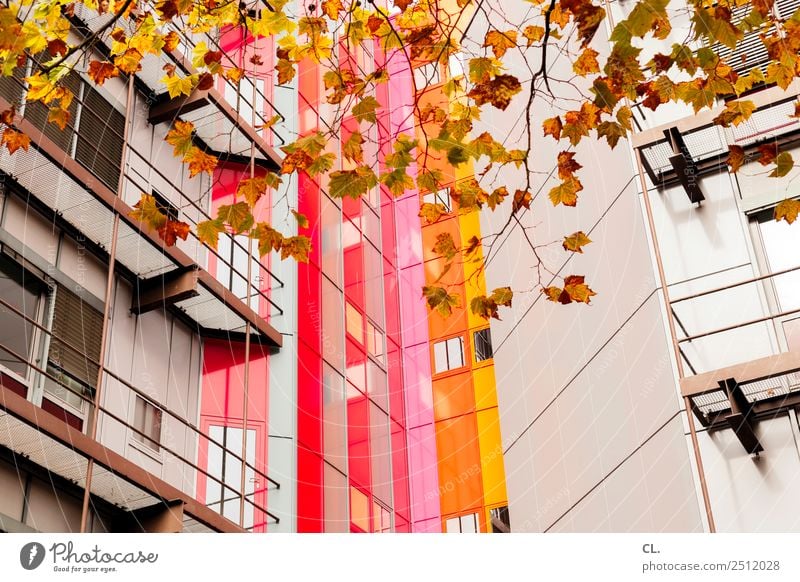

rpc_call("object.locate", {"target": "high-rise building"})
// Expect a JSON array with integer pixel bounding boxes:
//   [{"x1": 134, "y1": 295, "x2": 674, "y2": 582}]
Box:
[
  {"x1": 0, "y1": 1, "x2": 509, "y2": 534},
  {"x1": 475, "y1": 0, "x2": 800, "y2": 532}
]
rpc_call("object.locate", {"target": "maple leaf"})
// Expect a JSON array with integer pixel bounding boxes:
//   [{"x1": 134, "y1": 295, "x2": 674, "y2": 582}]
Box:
[
  {"x1": 483, "y1": 30, "x2": 517, "y2": 58},
  {"x1": 158, "y1": 220, "x2": 190, "y2": 246},
  {"x1": 218, "y1": 202, "x2": 254, "y2": 234},
  {"x1": 522, "y1": 25, "x2": 545, "y2": 46},
  {"x1": 342, "y1": 131, "x2": 365, "y2": 163},
  {"x1": 328, "y1": 167, "x2": 378, "y2": 199},
  {"x1": 291, "y1": 210, "x2": 309, "y2": 229},
  {"x1": 252, "y1": 222, "x2": 284, "y2": 256},
  {"x1": 163, "y1": 31, "x2": 180, "y2": 52},
  {"x1": 131, "y1": 194, "x2": 167, "y2": 230},
  {"x1": 561, "y1": 0, "x2": 607, "y2": 47},
  {"x1": 573, "y1": 48, "x2": 600, "y2": 76},
  {"x1": 774, "y1": 199, "x2": 800, "y2": 224},
  {"x1": 276, "y1": 58, "x2": 295, "y2": 85},
  {"x1": 713, "y1": 100, "x2": 757, "y2": 127},
  {"x1": 47, "y1": 39, "x2": 68, "y2": 56},
  {"x1": 491, "y1": 286, "x2": 513, "y2": 307},
  {"x1": 162, "y1": 74, "x2": 195, "y2": 98},
  {"x1": 769, "y1": 152, "x2": 794, "y2": 178},
  {"x1": 467, "y1": 74, "x2": 522, "y2": 110},
  {"x1": 237, "y1": 176, "x2": 268, "y2": 207},
  {"x1": 432, "y1": 232, "x2": 458, "y2": 261},
  {"x1": 562, "y1": 102, "x2": 600, "y2": 146},
  {"x1": 757, "y1": 143, "x2": 778, "y2": 167},
  {"x1": 25, "y1": 74, "x2": 55, "y2": 103},
  {"x1": 47, "y1": 106, "x2": 71, "y2": 130},
  {"x1": 692, "y1": 6, "x2": 742, "y2": 50},
  {"x1": 196, "y1": 72, "x2": 214, "y2": 91},
  {"x1": 563, "y1": 275, "x2": 597, "y2": 304},
  {"x1": 422, "y1": 285, "x2": 460, "y2": 317},
  {"x1": 597, "y1": 121, "x2": 627, "y2": 148},
  {"x1": 419, "y1": 202, "x2": 448, "y2": 224},
  {"x1": 548, "y1": 176, "x2": 582, "y2": 207},
  {"x1": 1, "y1": 128, "x2": 30, "y2": 155},
  {"x1": 512, "y1": 189, "x2": 532, "y2": 214},
  {"x1": 543, "y1": 116, "x2": 563, "y2": 140},
  {"x1": 726, "y1": 145, "x2": 746, "y2": 173},
  {"x1": 0, "y1": 108, "x2": 14, "y2": 126},
  {"x1": 280, "y1": 150, "x2": 314, "y2": 174},
  {"x1": 166, "y1": 120, "x2": 195, "y2": 157},
  {"x1": 115, "y1": 48, "x2": 143, "y2": 75},
  {"x1": 280, "y1": 235, "x2": 311, "y2": 262},
  {"x1": 471, "y1": 295, "x2": 501, "y2": 320},
  {"x1": 543, "y1": 286, "x2": 569, "y2": 304},
  {"x1": 487, "y1": 186, "x2": 508, "y2": 210},
  {"x1": 353, "y1": 96, "x2": 380, "y2": 123},
  {"x1": 184, "y1": 146, "x2": 218, "y2": 177},
  {"x1": 197, "y1": 219, "x2": 225, "y2": 249},
  {"x1": 563, "y1": 231, "x2": 592, "y2": 253},
  {"x1": 557, "y1": 151, "x2": 582, "y2": 179},
  {"x1": 88, "y1": 61, "x2": 119, "y2": 86}
]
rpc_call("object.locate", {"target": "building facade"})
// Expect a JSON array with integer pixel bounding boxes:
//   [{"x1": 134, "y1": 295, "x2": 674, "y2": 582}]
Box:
[
  {"x1": 0, "y1": 1, "x2": 509, "y2": 534},
  {"x1": 475, "y1": 0, "x2": 800, "y2": 532}
]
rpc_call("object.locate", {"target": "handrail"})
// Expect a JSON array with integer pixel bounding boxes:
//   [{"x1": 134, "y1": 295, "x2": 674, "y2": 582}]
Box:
[{"x1": 671, "y1": 263, "x2": 800, "y2": 304}]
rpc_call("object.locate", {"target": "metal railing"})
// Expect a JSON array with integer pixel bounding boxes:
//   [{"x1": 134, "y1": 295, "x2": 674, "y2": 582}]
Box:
[{"x1": 0, "y1": 293, "x2": 279, "y2": 530}]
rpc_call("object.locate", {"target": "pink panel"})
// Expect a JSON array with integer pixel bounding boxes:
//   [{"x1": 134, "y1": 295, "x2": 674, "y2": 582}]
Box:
[
  {"x1": 407, "y1": 424, "x2": 441, "y2": 524},
  {"x1": 398, "y1": 266, "x2": 430, "y2": 349},
  {"x1": 393, "y1": 196, "x2": 425, "y2": 270},
  {"x1": 403, "y1": 343, "x2": 434, "y2": 429},
  {"x1": 413, "y1": 517, "x2": 443, "y2": 533}
]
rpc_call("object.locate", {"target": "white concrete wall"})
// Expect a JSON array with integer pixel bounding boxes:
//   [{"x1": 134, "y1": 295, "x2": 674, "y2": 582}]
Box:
[{"x1": 466, "y1": 1, "x2": 704, "y2": 532}]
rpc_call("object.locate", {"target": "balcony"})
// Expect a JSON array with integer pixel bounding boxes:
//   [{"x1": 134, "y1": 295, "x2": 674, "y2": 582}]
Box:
[{"x1": 0, "y1": 291, "x2": 279, "y2": 532}]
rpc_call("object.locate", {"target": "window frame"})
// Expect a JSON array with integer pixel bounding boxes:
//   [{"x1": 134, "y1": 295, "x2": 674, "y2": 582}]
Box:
[
  {"x1": 131, "y1": 395, "x2": 163, "y2": 453},
  {"x1": 432, "y1": 335, "x2": 466, "y2": 375},
  {"x1": 473, "y1": 327, "x2": 494, "y2": 363}
]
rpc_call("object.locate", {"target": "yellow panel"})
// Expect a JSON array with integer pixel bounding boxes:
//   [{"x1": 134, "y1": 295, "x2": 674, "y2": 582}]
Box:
[
  {"x1": 472, "y1": 364, "x2": 498, "y2": 410},
  {"x1": 476, "y1": 408, "x2": 508, "y2": 508}
]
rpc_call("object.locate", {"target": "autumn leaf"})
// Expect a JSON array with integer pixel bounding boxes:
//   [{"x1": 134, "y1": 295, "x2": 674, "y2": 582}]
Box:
[
  {"x1": 280, "y1": 235, "x2": 311, "y2": 262},
  {"x1": 557, "y1": 151, "x2": 582, "y2": 179},
  {"x1": 548, "y1": 177, "x2": 582, "y2": 207},
  {"x1": 563, "y1": 275, "x2": 597, "y2": 304},
  {"x1": 291, "y1": 210, "x2": 309, "y2": 229},
  {"x1": 432, "y1": 232, "x2": 458, "y2": 261},
  {"x1": 512, "y1": 189, "x2": 532, "y2": 213},
  {"x1": 774, "y1": 199, "x2": 800, "y2": 224},
  {"x1": 769, "y1": 152, "x2": 794, "y2": 178},
  {"x1": 115, "y1": 48, "x2": 143, "y2": 75},
  {"x1": 276, "y1": 58, "x2": 295, "y2": 85},
  {"x1": 166, "y1": 120, "x2": 195, "y2": 157},
  {"x1": 573, "y1": 48, "x2": 600, "y2": 76},
  {"x1": 353, "y1": 96, "x2": 380, "y2": 123},
  {"x1": 543, "y1": 116, "x2": 563, "y2": 140},
  {"x1": 483, "y1": 30, "x2": 517, "y2": 58},
  {"x1": 563, "y1": 231, "x2": 592, "y2": 253},
  {"x1": 727, "y1": 145, "x2": 745, "y2": 173},
  {"x1": 197, "y1": 219, "x2": 226, "y2": 249},
  {"x1": 713, "y1": 100, "x2": 757, "y2": 128},
  {"x1": 88, "y1": 61, "x2": 119, "y2": 86},
  {"x1": 162, "y1": 74, "x2": 195, "y2": 98},
  {"x1": 328, "y1": 167, "x2": 378, "y2": 199},
  {"x1": 158, "y1": 220, "x2": 191, "y2": 247},
  {"x1": 470, "y1": 287, "x2": 513, "y2": 320},
  {"x1": 757, "y1": 143, "x2": 778, "y2": 167},
  {"x1": 252, "y1": 222, "x2": 284, "y2": 256},
  {"x1": 419, "y1": 202, "x2": 448, "y2": 224},
  {"x1": 423, "y1": 285, "x2": 460, "y2": 317},
  {"x1": 342, "y1": 131, "x2": 365, "y2": 163},
  {"x1": 1, "y1": 128, "x2": 30, "y2": 154},
  {"x1": 487, "y1": 186, "x2": 508, "y2": 210},
  {"x1": 281, "y1": 150, "x2": 314, "y2": 174},
  {"x1": 184, "y1": 147, "x2": 218, "y2": 177},
  {"x1": 47, "y1": 106, "x2": 70, "y2": 130},
  {"x1": 522, "y1": 25, "x2": 545, "y2": 46},
  {"x1": 131, "y1": 194, "x2": 167, "y2": 230},
  {"x1": 237, "y1": 176, "x2": 269, "y2": 207},
  {"x1": 321, "y1": 0, "x2": 345, "y2": 19},
  {"x1": 468, "y1": 74, "x2": 522, "y2": 110},
  {"x1": 218, "y1": 202, "x2": 254, "y2": 234}
]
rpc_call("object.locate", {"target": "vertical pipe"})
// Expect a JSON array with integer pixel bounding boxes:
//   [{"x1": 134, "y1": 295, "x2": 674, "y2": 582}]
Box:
[
  {"x1": 80, "y1": 75, "x2": 135, "y2": 533},
  {"x1": 633, "y1": 148, "x2": 716, "y2": 532},
  {"x1": 239, "y1": 28, "x2": 255, "y2": 527}
]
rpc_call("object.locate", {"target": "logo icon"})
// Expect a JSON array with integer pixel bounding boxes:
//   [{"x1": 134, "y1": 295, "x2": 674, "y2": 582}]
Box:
[{"x1": 19, "y1": 542, "x2": 46, "y2": 570}]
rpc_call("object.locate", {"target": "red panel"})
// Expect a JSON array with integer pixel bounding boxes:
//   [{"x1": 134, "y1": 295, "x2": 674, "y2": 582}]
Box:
[
  {"x1": 343, "y1": 241, "x2": 365, "y2": 310},
  {"x1": 299, "y1": 174, "x2": 321, "y2": 270},
  {"x1": 41, "y1": 398, "x2": 83, "y2": 431},
  {"x1": 347, "y1": 388, "x2": 371, "y2": 491},
  {"x1": 298, "y1": 261, "x2": 321, "y2": 355},
  {"x1": 380, "y1": 201, "x2": 397, "y2": 267},
  {"x1": 297, "y1": 337, "x2": 322, "y2": 455},
  {"x1": 0, "y1": 372, "x2": 27, "y2": 399},
  {"x1": 387, "y1": 338, "x2": 405, "y2": 425},
  {"x1": 383, "y1": 258, "x2": 400, "y2": 344},
  {"x1": 297, "y1": 446, "x2": 323, "y2": 532},
  {"x1": 345, "y1": 337, "x2": 366, "y2": 394}
]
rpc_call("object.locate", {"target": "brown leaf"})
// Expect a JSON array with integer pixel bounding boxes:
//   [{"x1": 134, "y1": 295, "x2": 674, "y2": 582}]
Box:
[
  {"x1": 1, "y1": 128, "x2": 30, "y2": 154},
  {"x1": 726, "y1": 145, "x2": 745, "y2": 173},
  {"x1": 563, "y1": 231, "x2": 592, "y2": 253},
  {"x1": 88, "y1": 60, "x2": 119, "y2": 86}
]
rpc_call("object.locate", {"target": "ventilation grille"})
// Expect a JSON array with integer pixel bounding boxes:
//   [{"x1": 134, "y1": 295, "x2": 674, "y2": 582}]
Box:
[{"x1": 48, "y1": 286, "x2": 103, "y2": 388}]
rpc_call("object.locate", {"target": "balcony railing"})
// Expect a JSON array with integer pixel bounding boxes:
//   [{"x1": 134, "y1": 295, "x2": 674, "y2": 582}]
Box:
[{"x1": 0, "y1": 293, "x2": 279, "y2": 532}]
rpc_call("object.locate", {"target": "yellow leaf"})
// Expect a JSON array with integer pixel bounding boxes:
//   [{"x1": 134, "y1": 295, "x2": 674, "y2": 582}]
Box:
[
  {"x1": 573, "y1": 48, "x2": 600, "y2": 76},
  {"x1": 1, "y1": 128, "x2": 30, "y2": 154},
  {"x1": 166, "y1": 120, "x2": 195, "y2": 157},
  {"x1": 184, "y1": 146, "x2": 218, "y2": 177},
  {"x1": 483, "y1": 30, "x2": 517, "y2": 58},
  {"x1": 726, "y1": 145, "x2": 745, "y2": 173},
  {"x1": 522, "y1": 25, "x2": 545, "y2": 46},
  {"x1": 25, "y1": 73, "x2": 56, "y2": 103},
  {"x1": 563, "y1": 231, "x2": 592, "y2": 253},
  {"x1": 548, "y1": 176, "x2": 582, "y2": 207},
  {"x1": 161, "y1": 74, "x2": 195, "y2": 98},
  {"x1": 774, "y1": 199, "x2": 800, "y2": 224},
  {"x1": 114, "y1": 48, "x2": 143, "y2": 75},
  {"x1": 563, "y1": 274, "x2": 596, "y2": 304}
]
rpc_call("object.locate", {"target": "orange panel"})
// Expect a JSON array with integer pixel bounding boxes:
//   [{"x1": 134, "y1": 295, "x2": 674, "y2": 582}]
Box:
[
  {"x1": 435, "y1": 414, "x2": 484, "y2": 517},
  {"x1": 432, "y1": 369, "x2": 475, "y2": 421},
  {"x1": 421, "y1": 213, "x2": 461, "y2": 263}
]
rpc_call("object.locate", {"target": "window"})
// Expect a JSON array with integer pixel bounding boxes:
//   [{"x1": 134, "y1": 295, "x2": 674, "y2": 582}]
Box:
[
  {"x1": 366, "y1": 320, "x2": 383, "y2": 360},
  {"x1": 216, "y1": 233, "x2": 260, "y2": 312},
  {"x1": 433, "y1": 336, "x2": 464, "y2": 374},
  {"x1": 346, "y1": 302, "x2": 364, "y2": 344},
  {"x1": 151, "y1": 190, "x2": 179, "y2": 222},
  {"x1": 490, "y1": 506, "x2": 511, "y2": 533},
  {"x1": 205, "y1": 425, "x2": 257, "y2": 527},
  {"x1": 0, "y1": 256, "x2": 43, "y2": 390},
  {"x1": 423, "y1": 188, "x2": 452, "y2": 214},
  {"x1": 445, "y1": 512, "x2": 479, "y2": 533},
  {"x1": 473, "y1": 328, "x2": 493, "y2": 362},
  {"x1": 132, "y1": 396, "x2": 162, "y2": 452},
  {"x1": 758, "y1": 212, "x2": 800, "y2": 312},
  {"x1": 413, "y1": 62, "x2": 441, "y2": 90}
]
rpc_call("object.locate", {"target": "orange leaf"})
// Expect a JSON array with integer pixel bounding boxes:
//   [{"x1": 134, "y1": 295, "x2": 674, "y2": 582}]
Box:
[
  {"x1": 543, "y1": 116, "x2": 562, "y2": 140},
  {"x1": 563, "y1": 274, "x2": 596, "y2": 304},
  {"x1": 757, "y1": 143, "x2": 778, "y2": 166},
  {"x1": 184, "y1": 146, "x2": 218, "y2": 177},
  {"x1": 775, "y1": 199, "x2": 800, "y2": 224},
  {"x1": 557, "y1": 151, "x2": 582, "y2": 179},
  {"x1": 483, "y1": 30, "x2": 517, "y2": 58},
  {"x1": 1, "y1": 128, "x2": 30, "y2": 154},
  {"x1": 512, "y1": 189, "x2": 532, "y2": 213},
  {"x1": 562, "y1": 231, "x2": 592, "y2": 253},
  {"x1": 47, "y1": 106, "x2": 71, "y2": 130},
  {"x1": 157, "y1": 219, "x2": 190, "y2": 246},
  {"x1": 573, "y1": 48, "x2": 600, "y2": 76},
  {"x1": 88, "y1": 60, "x2": 119, "y2": 86},
  {"x1": 726, "y1": 145, "x2": 745, "y2": 173}
]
